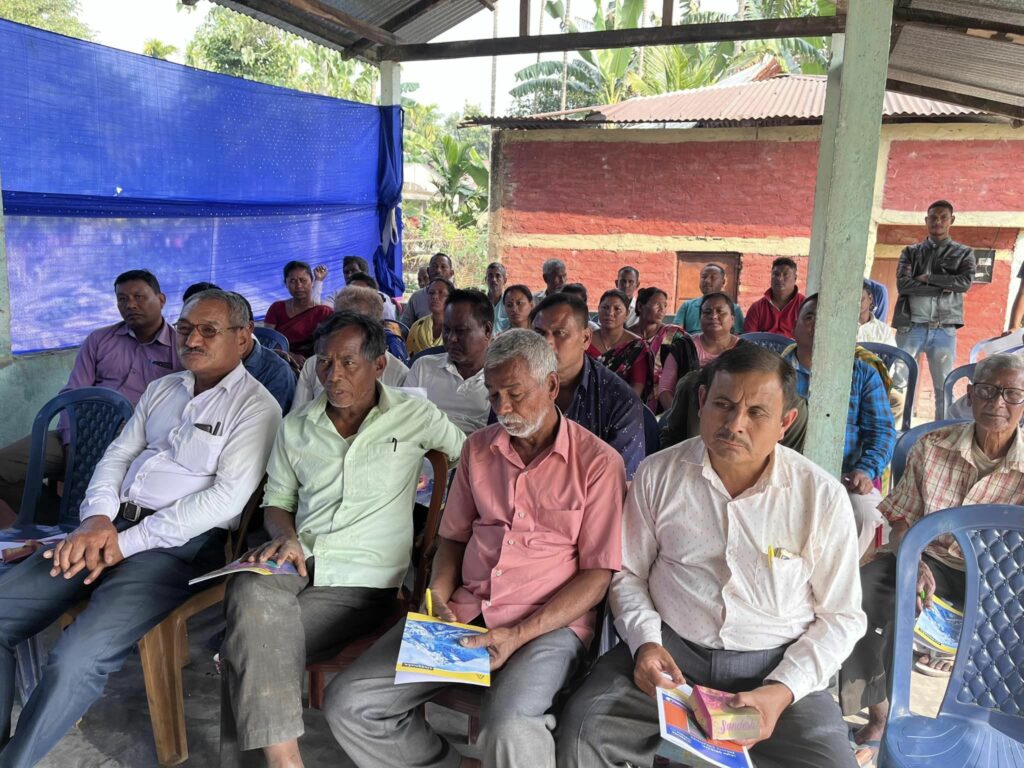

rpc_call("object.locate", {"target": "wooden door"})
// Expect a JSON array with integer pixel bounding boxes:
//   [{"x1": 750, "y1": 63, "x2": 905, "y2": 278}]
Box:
[
  {"x1": 675, "y1": 252, "x2": 740, "y2": 305},
  {"x1": 869, "y1": 259, "x2": 899, "y2": 324}
]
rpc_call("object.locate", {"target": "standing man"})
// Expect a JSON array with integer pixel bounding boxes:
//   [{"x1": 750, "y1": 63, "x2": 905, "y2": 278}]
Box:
[
  {"x1": 673, "y1": 263, "x2": 744, "y2": 334},
  {"x1": 0, "y1": 269, "x2": 181, "y2": 527},
  {"x1": 533, "y1": 258, "x2": 567, "y2": 304},
  {"x1": 743, "y1": 257, "x2": 804, "y2": 337},
  {"x1": 486, "y1": 262, "x2": 510, "y2": 333},
  {"x1": 893, "y1": 200, "x2": 975, "y2": 419},
  {"x1": 616, "y1": 266, "x2": 640, "y2": 327},
  {"x1": 557, "y1": 343, "x2": 866, "y2": 768},
  {"x1": 401, "y1": 253, "x2": 455, "y2": 327}
]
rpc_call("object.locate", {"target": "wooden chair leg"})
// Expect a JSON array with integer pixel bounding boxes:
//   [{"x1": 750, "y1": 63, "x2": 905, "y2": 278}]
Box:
[
  {"x1": 139, "y1": 619, "x2": 189, "y2": 766},
  {"x1": 309, "y1": 670, "x2": 325, "y2": 710}
]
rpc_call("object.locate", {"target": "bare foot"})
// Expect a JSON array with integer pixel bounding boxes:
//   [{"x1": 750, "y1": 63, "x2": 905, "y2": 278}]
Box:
[{"x1": 854, "y1": 700, "x2": 888, "y2": 744}]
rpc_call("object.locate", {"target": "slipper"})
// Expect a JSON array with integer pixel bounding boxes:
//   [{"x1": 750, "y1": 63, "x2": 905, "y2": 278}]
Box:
[{"x1": 914, "y1": 653, "x2": 954, "y2": 677}]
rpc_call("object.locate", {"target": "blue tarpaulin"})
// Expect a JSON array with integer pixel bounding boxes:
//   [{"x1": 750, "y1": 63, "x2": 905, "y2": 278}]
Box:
[{"x1": 0, "y1": 19, "x2": 403, "y2": 354}]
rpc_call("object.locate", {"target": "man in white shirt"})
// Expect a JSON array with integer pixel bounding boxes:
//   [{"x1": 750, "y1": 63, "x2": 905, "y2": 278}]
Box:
[
  {"x1": 405, "y1": 289, "x2": 493, "y2": 435},
  {"x1": 557, "y1": 343, "x2": 866, "y2": 768},
  {"x1": 0, "y1": 290, "x2": 281, "y2": 767}
]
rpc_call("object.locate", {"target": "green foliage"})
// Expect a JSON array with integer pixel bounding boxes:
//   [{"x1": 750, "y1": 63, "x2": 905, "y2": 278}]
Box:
[
  {"x1": 509, "y1": 59, "x2": 604, "y2": 116},
  {"x1": 142, "y1": 38, "x2": 177, "y2": 60},
  {"x1": 0, "y1": 0, "x2": 93, "y2": 39},
  {"x1": 426, "y1": 135, "x2": 489, "y2": 230},
  {"x1": 403, "y1": 207, "x2": 489, "y2": 291}
]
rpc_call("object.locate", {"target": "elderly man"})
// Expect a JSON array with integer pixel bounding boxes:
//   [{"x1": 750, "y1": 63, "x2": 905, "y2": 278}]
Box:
[
  {"x1": 533, "y1": 258, "x2": 567, "y2": 304},
  {"x1": 743, "y1": 257, "x2": 805, "y2": 337},
  {"x1": 842, "y1": 352, "x2": 1024, "y2": 745},
  {"x1": 486, "y1": 262, "x2": 510, "y2": 333},
  {"x1": 616, "y1": 266, "x2": 640, "y2": 327},
  {"x1": 220, "y1": 312, "x2": 465, "y2": 766},
  {"x1": 293, "y1": 287, "x2": 410, "y2": 408},
  {"x1": 328, "y1": 330, "x2": 626, "y2": 768},
  {"x1": 673, "y1": 263, "x2": 744, "y2": 334},
  {"x1": 401, "y1": 253, "x2": 454, "y2": 326},
  {"x1": 785, "y1": 294, "x2": 896, "y2": 556},
  {"x1": 529, "y1": 293, "x2": 645, "y2": 478},
  {"x1": 558, "y1": 343, "x2": 866, "y2": 768},
  {"x1": 0, "y1": 290, "x2": 281, "y2": 766},
  {"x1": 0, "y1": 269, "x2": 181, "y2": 527},
  {"x1": 405, "y1": 289, "x2": 493, "y2": 435}
]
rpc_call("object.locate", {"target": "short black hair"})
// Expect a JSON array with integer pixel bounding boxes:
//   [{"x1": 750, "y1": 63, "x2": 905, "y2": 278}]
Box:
[
  {"x1": 313, "y1": 310, "x2": 386, "y2": 361},
  {"x1": 636, "y1": 286, "x2": 668, "y2": 308},
  {"x1": 182, "y1": 282, "x2": 220, "y2": 303},
  {"x1": 348, "y1": 272, "x2": 379, "y2": 291},
  {"x1": 599, "y1": 289, "x2": 630, "y2": 309},
  {"x1": 343, "y1": 256, "x2": 370, "y2": 273},
  {"x1": 446, "y1": 288, "x2": 494, "y2": 328},
  {"x1": 799, "y1": 292, "x2": 819, "y2": 314},
  {"x1": 704, "y1": 343, "x2": 798, "y2": 410},
  {"x1": 699, "y1": 291, "x2": 735, "y2": 315},
  {"x1": 530, "y1": 292, "x2": 590, "y2": 329},
  {"x1": 771, "y1": 257, "x2": 797, "y2": 272},
  {"x1": 561, "y1": 283, "x2": 589, "y2": 306},
  {"x1": 703, "y1": 263, "x2": 727, "y2": 277},
  {"x1": 428, "y1": 276, "x2": 456, "y2": 294},
  {"x1": 928, "y1": 199, "x2": 954, "y2": 215},
  {"x1": 114, "y1": 269, "x2": 161, "y2": 295},
  {"x1": 503, "y1": 284, "x2": 533, "y2": 304},
  {"x1": 283, "y1": 260, "x2": 313, "y2": 281}
]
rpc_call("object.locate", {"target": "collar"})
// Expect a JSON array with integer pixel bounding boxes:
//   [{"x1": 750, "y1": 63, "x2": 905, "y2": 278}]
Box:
[
  {"x1": 680, "y1": 438, "x2": 789, "y2": 496},
  {"x1": 441, "y1": 354, "x2": 484, "y2": 382},
  {"x1": 571, "y1": 355, "x2": 596, "y2": 397},
  {"x1": 180, "y1": 360, "x2": 247, "y2": 397},
  {"x1": 490, "y1": 410, "x2": 570, "y2": 467},
  {"x1": 940, "y1": 421, "x2": 1024, "y2": 473},
  {"x1": 115, "y1": 318, "x2": 175, "y2": 347},
  {"x1": 761, "y1": 287, "x2": 801, "y2": 308}
]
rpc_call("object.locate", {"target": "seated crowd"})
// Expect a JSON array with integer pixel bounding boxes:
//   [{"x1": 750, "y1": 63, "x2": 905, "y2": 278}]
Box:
[{"x1": 0, "y1": 200, "x2": 1013, "y2": 767}]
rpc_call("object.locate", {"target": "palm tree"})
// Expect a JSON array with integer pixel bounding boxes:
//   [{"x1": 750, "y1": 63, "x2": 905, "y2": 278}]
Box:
[
  {"x1": 142, "y1": 39, "x2": 177, "y2": 60},
  {"x1": 426, "y1": 135, "x2": 489, "y2": 229}
]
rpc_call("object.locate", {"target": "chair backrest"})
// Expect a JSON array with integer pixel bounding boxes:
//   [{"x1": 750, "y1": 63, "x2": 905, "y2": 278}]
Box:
[
  {"x1": 413, "y1": 450, "x2": 451, "y2": 605},
  {"x1": 254, "y1": 326, "x2": 290, "y2": 352},
  {"x1": 409, "y1": 345, "x2": 446, "y2": 365},
  {"x1": 859, "y1": 342, "x2": 919, "y2": 432},
  {"x1": 642, "y1": 405, "x2": 659, "y2": 457},
  {"x1": 18, "y1": 387, "x2": 133, "y2": 528},
  {"x1": 891, "y1": 505, "x2": 1024, "y2": 734},
  {"x1": 944, "y1": 363, "x2": 976, "y2": 416},
  {"x1": 891, "y1": 419, "x2": 969, "y2": 485},
  {"x1": 392, "y1": 321, "x2": 410, "y2": 341},
  {"x1": 738, "y1": 332, "x2": 793, "y2": 355}
]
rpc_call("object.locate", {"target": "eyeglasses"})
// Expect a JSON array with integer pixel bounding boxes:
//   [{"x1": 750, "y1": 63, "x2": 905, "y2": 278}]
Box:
[
  {"x1": 972, "y1": 382, "x2": 1024, "y2": 405},
  {"x1": 173, "y1": 321, "x2": 243, "y2": 339}
]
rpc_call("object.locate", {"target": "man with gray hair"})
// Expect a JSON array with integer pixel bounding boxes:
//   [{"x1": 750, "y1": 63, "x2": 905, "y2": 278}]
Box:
[
  {"x1": 842, "y1": 351, "x2": 1024, "y2": 747},
  {"x1": 0, "y1": 289, "x2": 282, "y2": 766},
  {"x1": 328, "y1": 329, "x2": 627, "y2": 768},
  {"x1": 486, "y1": 261, "x2": 510, "y2": 333},
  {"x1": 534, "y1": 257, "x2": 568, "y2": 304}
]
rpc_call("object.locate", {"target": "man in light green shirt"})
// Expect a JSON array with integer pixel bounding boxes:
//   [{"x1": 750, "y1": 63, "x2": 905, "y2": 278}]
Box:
[{"x1": 219, "y1": 311, "x2": 465, "y2": 766}]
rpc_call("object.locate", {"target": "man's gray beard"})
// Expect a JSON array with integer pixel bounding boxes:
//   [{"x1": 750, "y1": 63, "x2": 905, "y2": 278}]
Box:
[{"x1": 498, "y1": 413, "x2": 544, "y2": 438}]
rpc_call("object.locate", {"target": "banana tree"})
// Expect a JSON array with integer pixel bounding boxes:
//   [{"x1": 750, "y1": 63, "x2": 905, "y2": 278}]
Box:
[{"x1": 426, "y1": 135, "x2": 489, "y2": 230}]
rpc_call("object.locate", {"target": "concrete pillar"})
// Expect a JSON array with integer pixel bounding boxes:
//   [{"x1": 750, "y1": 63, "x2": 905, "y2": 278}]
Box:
[
  {"x1": 802, "y1": 0, "x2": 894, "y2": 476},
  {"x1": 379, "y1": 60, "x2": 401, "y2": 107},
  {"x1": 0, "y1": 168, "x2": 9, "y2": 361}
]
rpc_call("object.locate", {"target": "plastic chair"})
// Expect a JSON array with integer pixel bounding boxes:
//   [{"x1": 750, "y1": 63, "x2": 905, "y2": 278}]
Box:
[
  {"x1": 943, "y1": 363, "x2": 975, "y2": 418},
  {"x1": 392, "y1": 320, "x2": 410, "y2": 341},
  {"x1": 738, "y1": 332, "x2": 794, "y2": 356},
  {"x1": 253, "y1": 326, "x2": 290, "y2": 352},
  {"x1": 409, "y1": 345, "x2": 446, "y2": 364},
  {"x1": 891, "y1": 420, "x2": 969, "y2": 485},
  {"x1": 860, "y1": 342, "x2": 919, "y2": 432},
  {"x1": 969, "y1": 336, "x2": 1001, "y2": 363},
  {"x1": 642, "y1": 405, "x2": 660, "y2": 457},
  {"x1": 879, "y1": 504, "x2": 1024, "y2": 767}
]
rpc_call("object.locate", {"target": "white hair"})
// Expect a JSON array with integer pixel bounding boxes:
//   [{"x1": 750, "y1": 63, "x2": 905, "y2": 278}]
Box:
[
  {"x1": 541, "y1": 258, "x2": 566, "y2": 275},
  {"x1": 485, "y1": 329, "x2": 557, "y2": 382},
  {"x1": 974, "y1": 352, "x2": 1024, "y2": 383}
]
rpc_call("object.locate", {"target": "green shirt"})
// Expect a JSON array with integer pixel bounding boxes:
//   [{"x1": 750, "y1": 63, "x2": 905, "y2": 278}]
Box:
[{"x1": 262, "y1": 384, "x2": 466, "y2": 588}]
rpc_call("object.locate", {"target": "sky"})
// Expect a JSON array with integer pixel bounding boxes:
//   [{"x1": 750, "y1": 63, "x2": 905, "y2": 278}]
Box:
[{"x1": 78, "y1": 0, "x2": 739, "y2": 117}]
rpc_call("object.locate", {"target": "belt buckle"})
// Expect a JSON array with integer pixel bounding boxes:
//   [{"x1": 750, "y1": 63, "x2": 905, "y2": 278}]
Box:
[{"x1": 123, "y1": 501, "x2": 142, "y2": 523}]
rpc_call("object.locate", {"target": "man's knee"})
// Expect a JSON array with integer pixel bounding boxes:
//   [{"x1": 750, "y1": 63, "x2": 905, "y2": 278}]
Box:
[{"x1": 482, "y1": 713, "x2": 552, "y2": 757}]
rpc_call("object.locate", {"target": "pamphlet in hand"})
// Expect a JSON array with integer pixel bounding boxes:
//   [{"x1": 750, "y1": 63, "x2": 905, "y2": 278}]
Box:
[
  {"x1": 187, "y1": 557, "x2": 298, "y2": 586},
  {"x1": 394, "y1": 612, "x2": 491, "y2": 687},
  {"x1": 657, "y1": 685, "x2": 753, "y2": 768},
  {"x1": 914, "y1": 595, "x2": 964, "y2": 655}
]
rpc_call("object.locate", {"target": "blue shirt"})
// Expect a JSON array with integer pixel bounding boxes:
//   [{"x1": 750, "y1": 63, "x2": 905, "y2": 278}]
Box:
[
  {"x1": 784, "y1": 351, "x2": 896, "y2": 479},
  {"x1": 386, "y1": 329, "x2": 409, "y2": 365},
  {"x1": 673, "y1": 298, "x2": 744, "y2": 334},
  {"x1": 244, "y1": 339, "x2": 296, "y2": 414}
]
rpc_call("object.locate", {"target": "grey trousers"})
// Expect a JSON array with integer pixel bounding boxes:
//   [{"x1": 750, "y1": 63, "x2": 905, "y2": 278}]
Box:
[
  {"x1": 326, "y1": 618, "x2": 585, "y2": 768},
  {"x1": 556, "y1": 624, "x2": 858, "y2": 768},
  {"x1": 0, "y1": 431, "x2": 64, "y2": 525},
  {"x1": 219, "y1": 570, "x2": 393, "y2": 757}
]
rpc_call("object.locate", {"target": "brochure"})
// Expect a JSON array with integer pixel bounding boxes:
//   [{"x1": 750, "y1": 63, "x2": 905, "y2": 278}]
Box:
[
  {"x1": 657, "y1": 685, "x2": 753, "y2": 768},
  {"x1": 691, "y1": 685, "x2": 761, "y2": 742},
  {"x1": 188, "y1": 557, "x2": 298, "y2": 586},
  {"x1": 914, "y1": 595, "x2": 963, "y2": 655},
  {"x1": 394, "y1": 612, "x2": 491, "y2": 687}
]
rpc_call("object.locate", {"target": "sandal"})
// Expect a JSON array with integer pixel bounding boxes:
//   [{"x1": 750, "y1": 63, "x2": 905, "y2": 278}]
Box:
[{"x1": 914, "y1": 652, "x2": 954, "y2": 677}]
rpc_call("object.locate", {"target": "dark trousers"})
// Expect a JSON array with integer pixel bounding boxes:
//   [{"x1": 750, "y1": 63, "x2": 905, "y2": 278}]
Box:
[
  {"x1": 0, "y1": 527, "x2": 225, "y2": 768},
  {"x1": 0, "y1": 432, "x2": 64, "y2": 525},
  {"x1": 557, "y1": 623, "x2": 858, "y2": 768},
  {"x1": 839, "y1": 552, "x2": 965, "y2": 715}
]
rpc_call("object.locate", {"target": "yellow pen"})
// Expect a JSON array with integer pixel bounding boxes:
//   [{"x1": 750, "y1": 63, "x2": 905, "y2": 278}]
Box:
[
  {"x1": 425, "y1": 588, "x2": 433, "y2": 618},
  {"x1": 767, "y1": 546, "x2": 774, "y2": 571}
]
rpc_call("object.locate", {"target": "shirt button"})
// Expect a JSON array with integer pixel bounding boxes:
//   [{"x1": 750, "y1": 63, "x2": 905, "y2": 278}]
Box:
[
  {"x1": 517, "y1": 512, "x2": 525, "y2": 519},
  {"x1": 494, "y1": 569, "x2": 502, "y2": 577},
  {"x1": 484, "y1": 600, "x2": 491, "y2": 607},
  {"x1": 507, "y1": 539, "x2": 514, "y2": 546}
]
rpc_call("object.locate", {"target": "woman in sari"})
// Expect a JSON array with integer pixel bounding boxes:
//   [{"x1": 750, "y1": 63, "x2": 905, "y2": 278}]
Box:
[
  {"x1": 587, "y1": 289, "x2": 652, "y2": 400},
  {"x1": 631, "y1": 287, "x2": 685, "y2": 410},
  {"x1": 263, "y1": 260, "x2": 334, "y2": 359},
  {"x1": 658, "y1": 291, "x2": 742, "y2": 412},
  {"x1": 406, "y1": 277, "x2": 454, "y2": 356},
  {"x1": 501, "y1": 284, "x2": 533, "y2": 331}
]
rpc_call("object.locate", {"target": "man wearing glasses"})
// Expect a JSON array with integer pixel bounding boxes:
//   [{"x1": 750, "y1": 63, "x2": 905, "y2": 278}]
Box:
[
  {"x1": 0, "y1": 289, "x2": 281, "y2": 767},
  {"x1": 841, "y1": 352, "x2": 1024, "y2": 747}
]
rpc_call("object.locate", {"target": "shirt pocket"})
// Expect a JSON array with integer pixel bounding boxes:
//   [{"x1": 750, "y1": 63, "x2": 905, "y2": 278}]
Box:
[
  {"x1": 175, "y1": 425, "x2": 227, "y2": 475},
  {"x1": 532, "y1": 507, "x2": 584, "y2": 542},
  {"x1": 764, "y1": 556, "x2": 811, "y2": 614},
  {"x1": 362, "y1": 442, "x2": 426, "y2": 485}
]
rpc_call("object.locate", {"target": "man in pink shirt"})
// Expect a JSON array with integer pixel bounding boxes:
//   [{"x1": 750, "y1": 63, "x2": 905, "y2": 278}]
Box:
[
  {"x1": 742, "y1": 257, "x2": 805, "y2": 338},
  {"x1": 328, "y1": 329, "x2": 626, "y2": 768}
]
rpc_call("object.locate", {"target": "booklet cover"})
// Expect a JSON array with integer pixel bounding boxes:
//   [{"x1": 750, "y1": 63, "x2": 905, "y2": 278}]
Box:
[
  {"x1": 691, "y1": 685, "x2": 762, "y2": 743},
  {"x1": 394, "y1": 612, "x2": 491, "y2": 687},
  {"x1": 914, "y1": 596, "x2": 964, "y2": 655},
  {"x1": 657, "y1": 685, "x2": 753, "y2": 768},
  {"x1": 188, "y1": 557, "x2": 298, "y2": 586}
]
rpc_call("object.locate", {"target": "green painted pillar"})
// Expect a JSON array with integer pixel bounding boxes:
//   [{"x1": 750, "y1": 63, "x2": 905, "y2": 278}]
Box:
[
  {"x1": 0, "y1": 167, "x2": 10, "y2": 361},
  {"x1": 803, "y1": 0, "x2": 894, "y2": 476}
]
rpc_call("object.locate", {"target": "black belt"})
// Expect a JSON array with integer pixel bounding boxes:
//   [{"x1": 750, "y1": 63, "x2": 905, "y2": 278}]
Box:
[
  {"x1": 118, "y1": 501, "x2": 157, "y2": 524},
  {"x1": 910, "y1": 322, "x2": 958, "y2": 329}
]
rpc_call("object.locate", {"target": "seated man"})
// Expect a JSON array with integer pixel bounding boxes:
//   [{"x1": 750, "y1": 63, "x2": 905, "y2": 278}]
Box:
[
  {"x1": 293, "y1": 286, "x2": 410, "y2": 408},
  {"x1": 0, "y1": 289, "x2": 281, "y2": 766},
  {"x1": 0, "y1": 269, "x2": 181, "y2": 527},
  {"x1": 327, "y1": 330, "x2": 626, "y2": 768},
  {"x1": 220, "y1": 311, "x2": 465, "y2": 765},
  {"x1": 841, "y1": 352, "x2": 1024, "y2": 745},
  {"x1": 672, "y1": 262, "x2": 744, "y2": 334},
  {"x1": 346, "y1": 272, "x2": 404, "y2": 338},
  {"x1": 401, "y1": 252, "x2": 454, "y2": 327},
  {"x1": 743, "y1": 257, "x2": 804, "y2": 337},
  {"x1": 405, "y1": 288, "x2": 493, "y2": 435},
  {"x1": 785, "y1": 294, "x2": 896, "y2": 556},
  {"x1": 558, "y1": 343, "x2": 866, "y2": 768},
  {"x1": 530, "y1": 293, "x2": 645, "y2": 478}
]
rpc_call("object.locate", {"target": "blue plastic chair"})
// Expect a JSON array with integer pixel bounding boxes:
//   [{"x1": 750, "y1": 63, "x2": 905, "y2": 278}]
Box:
[
  {"x1": 253, "y1": 325, "x2": 290, "y2": 352},
  {"x1": 890, "y1": 419, "x2": 970, "y2": 485},
  {"x1": 739, "y1": 332, "x2": 794, "y2": 356},
  {"x1": 642, "y1": 405, "x2": 659, "y2": 457},
  {"x1": 879, "y1": 504, "x2": 1024, "y2": 767},
  {"x1": 409, "y1": 345, "x2": 446, "y2": 364},
  {"x1": 943, "y1": 363, "x2": 975, "y2": 418},
  {"x1": 861, "y1": 342, "x2": 919, "y2": 432}
]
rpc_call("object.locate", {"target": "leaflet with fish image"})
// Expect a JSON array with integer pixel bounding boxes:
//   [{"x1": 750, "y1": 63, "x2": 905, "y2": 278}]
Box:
[{"x1": 395, "y1": 612, "x2": 491, "y2": 687}]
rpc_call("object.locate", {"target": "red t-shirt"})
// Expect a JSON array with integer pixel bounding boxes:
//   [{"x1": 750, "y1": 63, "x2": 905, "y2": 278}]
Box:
[{"x1": 742, "y1": 288, "x2": 805, "y2": 338}]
